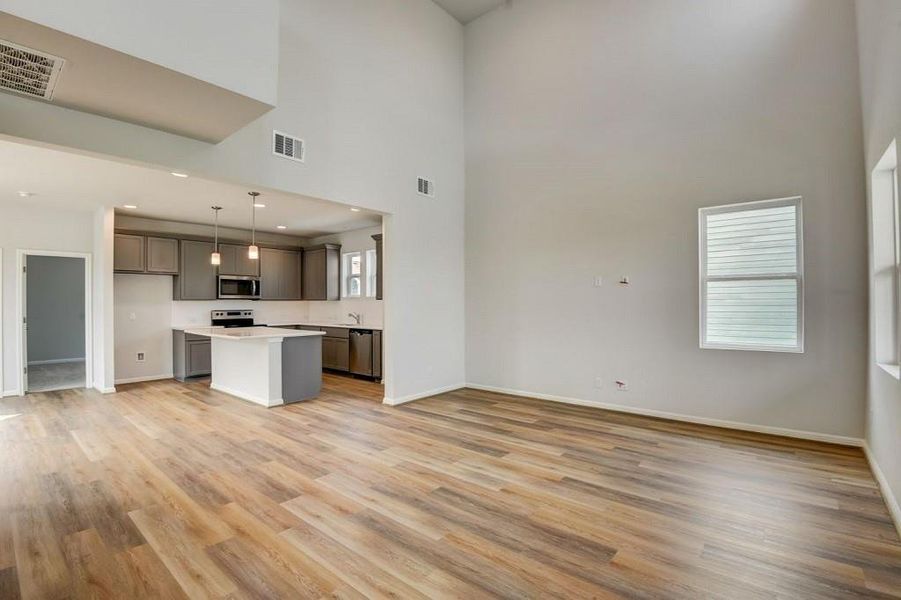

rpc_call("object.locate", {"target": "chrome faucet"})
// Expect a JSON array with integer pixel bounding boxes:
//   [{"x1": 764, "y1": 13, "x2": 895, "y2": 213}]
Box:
[{"x1": 347, "y1": 312, "x2": 362, "y2": 325}]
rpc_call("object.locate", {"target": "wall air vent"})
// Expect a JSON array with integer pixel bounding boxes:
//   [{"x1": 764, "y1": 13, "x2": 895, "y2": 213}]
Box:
[
  {"x1": 417, "y1": 176, "x2": 435, "y2": 197},
  {"x1": 0, "y1": 39, "x2": 65, "y2": 100},
  {"x1": 273, "y1": 130, "x2": 304, "y2": 162}
]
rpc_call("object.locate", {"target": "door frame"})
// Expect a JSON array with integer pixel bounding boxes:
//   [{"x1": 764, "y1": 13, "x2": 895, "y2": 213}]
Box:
[{"x1": 15, "y1": 250, "x2": 93, "y2": 395}]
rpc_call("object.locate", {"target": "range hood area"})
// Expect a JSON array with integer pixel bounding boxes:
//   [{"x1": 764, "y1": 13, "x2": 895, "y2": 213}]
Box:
[{"x1": 0, "y1": 11, "x2": 275, "y2": 143}]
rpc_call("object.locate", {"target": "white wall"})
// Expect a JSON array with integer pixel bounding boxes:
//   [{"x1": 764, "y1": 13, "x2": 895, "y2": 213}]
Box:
[
  {"x1": 0, "y1": 0, "x2": 279, "y2": 105},
  {"x1": 308, "y1": 225, "x2": 384, "y2": 328},
  {"x1": 26, "y1": 255, "x2": 86, "y2": 363},
  {"x1": 0, "y1": 203, "x2": 94, "y2": 395},
  {"x1": 1, "y1": 0, "x2": 466, "y2": 403},
  {"x1": 856, "y1": 0, "x2": 901, "y2": 529},
  {"x1": 465, "y1": 0, "x2": 867, "y2": 439},
  {"x1": 92, "y1": 207, "x2": 115, "y2": 392}
]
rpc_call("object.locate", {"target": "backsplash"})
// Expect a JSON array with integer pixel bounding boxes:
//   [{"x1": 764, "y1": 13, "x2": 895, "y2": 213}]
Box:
[{"x1": 171, "y1": 300, "x2": 310, "y2": 327}]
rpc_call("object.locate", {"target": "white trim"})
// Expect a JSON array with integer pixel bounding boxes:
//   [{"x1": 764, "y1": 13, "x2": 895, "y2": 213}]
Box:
[
  {"x1": 114, "y1": 374, "x2": 173, "y2": 385},
  {"x1": 16, "y1": 250, "x2": 94, "y2": 396},
  {"x1": 465, "y1": 383, "x2": 863, "y2": 447},
  {"x1": 0, "y1": 247, "x2": 3, "y2": 399},
  {"x1": 210, "y1": 382, "x2": 284, "y2": 408},
  {"x1": 864, "y1": 442, "x2": 901, "y2": 540},
  {"x1": 383, "y1": 383, "x2": 465, "y2": 406},
  {"x1": 28, "y1": 357, "x2": 86, "y2": 366},
  {"x1": 93, "y1": 386, "x2": 116, "y2": 394},
  {"x1": 2, "y1": 390, "x2": 19, "y2": 398},
  {"x1": 698, "y1": 196, "x2": 804, "y2": 353}
]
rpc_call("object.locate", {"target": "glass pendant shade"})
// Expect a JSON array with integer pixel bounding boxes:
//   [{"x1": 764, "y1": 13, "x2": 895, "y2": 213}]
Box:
[
  {"x1": 248, "y1": 191, "x2": 261, "y2": 260},
  {"x1": 210, "y1": 205, "x2": 223, "y2": 266},
  {"x1": 210, "y1": 251, "x2": 221, "y2": 266},
  {"x1": 248, "y1": 245, "x2": 259, "y2": 260}
]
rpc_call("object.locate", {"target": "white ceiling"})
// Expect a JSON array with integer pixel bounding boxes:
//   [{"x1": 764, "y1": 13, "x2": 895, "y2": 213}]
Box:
[
  {"x1": 432, "y1": 0, "x2": 506, "y2": 24},
  {"x1": 0, "y1": 139, "x2": 381, "y2": 238}
]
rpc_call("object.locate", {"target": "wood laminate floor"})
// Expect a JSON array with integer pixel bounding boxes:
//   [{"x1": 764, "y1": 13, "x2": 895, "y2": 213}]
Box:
[{"x1": 0, "y1": 375, "x2": 899, "y2": 599}]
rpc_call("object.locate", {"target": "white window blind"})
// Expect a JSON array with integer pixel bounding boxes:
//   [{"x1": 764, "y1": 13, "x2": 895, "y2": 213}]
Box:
[{"x1": 699, "y1": 197, "x2": 803, "y2": 352}]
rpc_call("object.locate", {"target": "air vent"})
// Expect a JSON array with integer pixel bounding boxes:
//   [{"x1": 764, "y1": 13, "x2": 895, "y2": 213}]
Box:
[
  {"x1": 0, "y1": 39, "x2": 65, "y2": 100},
  {"x1": 417, "y1": 176, "x2": 435, "y2": 197},
  {"x1": 273, "y1": 130, "x2": 304, "y2": 162}
]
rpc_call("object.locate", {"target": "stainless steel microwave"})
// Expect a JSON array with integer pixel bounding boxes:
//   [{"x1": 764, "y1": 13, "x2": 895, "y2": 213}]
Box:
[{"x1": 218, "y1": 275, "x2": 261, "y2": 300}]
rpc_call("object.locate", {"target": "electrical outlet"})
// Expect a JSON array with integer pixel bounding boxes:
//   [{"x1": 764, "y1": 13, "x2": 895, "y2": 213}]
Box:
[
  {"x1": 615, "y1": 379, "x2": 629, "y2": 391},
  {"x1": 593, "y1": 276, "x2": 603, "y2": 287},
  {"x1": 129, "y1": 312, "x2": 137, "y2": 321},
  {"x1": 594, "y1": 377, "x2": 603, "y2": 389},
  {"x1": 136, "y1": 352, "x2": 145, "y2": 363}
]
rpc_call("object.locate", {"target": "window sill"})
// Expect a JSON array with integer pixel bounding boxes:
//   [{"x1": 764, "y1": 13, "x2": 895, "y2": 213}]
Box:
[{"x1": 877, "y1": 362, "x2": 901, "y2": 380}]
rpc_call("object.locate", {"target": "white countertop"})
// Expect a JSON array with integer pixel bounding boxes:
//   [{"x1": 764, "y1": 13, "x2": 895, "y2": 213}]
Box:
[
  {"x1": 183, "y1": 326, "x2": 325, "y2": 341},
  {"x1": 265, "y1": 321, "x2": 383, "y2": 331}
]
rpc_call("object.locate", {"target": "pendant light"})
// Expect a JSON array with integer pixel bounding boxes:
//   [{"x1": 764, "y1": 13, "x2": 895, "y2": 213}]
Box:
[
  {"x1": 210, "y1": 206, "x2": 222, "y2": 265},
  {"x1": 248, "y1": 191, "x2": 260, "y2": 260}
]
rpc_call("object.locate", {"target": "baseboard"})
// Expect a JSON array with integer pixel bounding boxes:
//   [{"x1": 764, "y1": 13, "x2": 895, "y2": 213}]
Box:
[
  {"x1": 114, "y1": 374, "x2": 173, "y2": 385},
  {"x1": 383, "y1": 383, "x2": 466, "y2": 406},
  {"x1": 210, "y1": 383, "x2": 283, "y2": 408},
  {"x1": 93, "y1": 386, "x2": 117, "y2": 394},
  {"x1": 864, "y1": 442, "x2": 901, "y2": 540},
  {"x1": 27, "y1": 358, "x2": 86, "y2": 366},
  {"x1": 465, "y1": 383, "x2": 864, "y2": 447},
  {"x1": 1, "y1": 389, "x2": 20, "y2": 398}
]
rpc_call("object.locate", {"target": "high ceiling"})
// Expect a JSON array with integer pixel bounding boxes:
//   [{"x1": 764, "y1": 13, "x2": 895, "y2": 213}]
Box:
[
  {"x1": 432, "y1": 0, "x2": 506, "y2": 24},
  {"x1": 0, "y1": 139, "x2": 380, "y2": 237}
]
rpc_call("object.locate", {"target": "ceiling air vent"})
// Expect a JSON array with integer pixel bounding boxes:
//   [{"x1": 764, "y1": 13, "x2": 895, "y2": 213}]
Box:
[
  {"x1": 0, "y1": 39, "x2": 65, "y2": 100},
  {"x1": 273, "y1": 130, "x2": 304, "y2": 162},
  {"x1": 417, "y1": 176, "x2": 435, "y2": 197}
]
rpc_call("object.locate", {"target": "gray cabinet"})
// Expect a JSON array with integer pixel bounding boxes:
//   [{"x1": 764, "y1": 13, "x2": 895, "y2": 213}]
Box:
[
  {"x1": 302, "y1": 244, "x2": 341, "y2": 300},
  {"x1": 372, "y1": 233, "x2": 383, "y2": 300},
  {"x1": 219, "y1": 243, "x2": 260, "y2": 277},
  {"x1": 114, "y1": 234, "x2": 146, "y2": 272},
  {"x1": 173, "y1": 331, "x2": 211, "y2": 381},
  {"x1": 322, "y1": 337, "x2": 350, "y2": 371},
  {"x1": 146, "y1": 237, "x2": 179, "y2": 274},
  {"x1": 261, "y1": 248, "x2": 302, "y2": 300},
  {"x1": 174, "y1": 240, "x2": 217, "y2": 300},
  {"x1": 373, "y1": 330, "x2": 382, "y2": 379}
]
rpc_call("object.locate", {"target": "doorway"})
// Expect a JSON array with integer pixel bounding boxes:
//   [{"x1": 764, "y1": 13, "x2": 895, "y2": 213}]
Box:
[{"x1": 17, "y1": 251, "x2": 93, "y2": 394}]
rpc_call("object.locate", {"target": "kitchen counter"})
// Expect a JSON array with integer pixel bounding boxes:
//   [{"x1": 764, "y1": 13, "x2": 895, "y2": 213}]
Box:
[
  {"x1": 264, "y1": 321, "x2": 384, "y2": 331},
  {"x1": 184, "y1": 326, "x2": 325, "y2": 340}
]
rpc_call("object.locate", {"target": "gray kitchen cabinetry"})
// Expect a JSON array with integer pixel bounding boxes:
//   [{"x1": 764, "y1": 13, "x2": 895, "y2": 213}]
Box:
[
  {"x1": 146, "y1": 236, "x2": 179, "y2": 274},
  {"x1": 371, "y1": 233, "x2": 383, "y2": 300},
  {"x1": 302, "y1": 243, "x2": 341, "y2": 300},
  {"x1": 372, "y1": 330, "x2": 382, "y2": 379},
  {"x1": 173, "y1": 330, "x2": 212, "y2": 381},
  {"x1": 261, "y1": 248, "x2": 302, "y2": 300},
  {"x1": 115, "y1": 234, "x2": 179, "y2": 274},
  {"x1": 174, "y1": 240, "x2": 218, "y2": 300},
  {"x1": 321, "y1": 327, "x2": 349, "y2": 371},
  {"x1": 114, "y1": 234, "x2": 146, "y2": 272},
  {"x1": 218, "y1": 243, "x2": 260, "y2": 277}
]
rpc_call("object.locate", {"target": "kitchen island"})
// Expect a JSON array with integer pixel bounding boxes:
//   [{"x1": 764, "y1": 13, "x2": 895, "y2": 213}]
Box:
[{"x1": 183, "y1": 326, "x2": 325, "y2": 407}]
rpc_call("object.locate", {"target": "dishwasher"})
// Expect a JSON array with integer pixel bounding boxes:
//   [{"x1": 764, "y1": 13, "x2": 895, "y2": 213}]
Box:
[{"x1": 349, "y1": 329, "x2": 373, "y2": 376}]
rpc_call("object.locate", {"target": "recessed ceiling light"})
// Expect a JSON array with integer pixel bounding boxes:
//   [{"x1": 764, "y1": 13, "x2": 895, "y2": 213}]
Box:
[
  {"x1": 276, "y1": 225, "x2": 287, "y2": 230},
  {"x1": 17, "y1": 191, "x2": 34, "y2": 198},
  {"x1": 254, "y1": 203, "x2": 266, "y2": 208},
  {"x1": 350, "y1": 207, "x2": 361, "y2": 212},
  {"x1": 123, "y1": 204, "x2": 138, "y2": 209},
  {"x1": 170, "y1": 172, "x2": 188, "y2": 178}
]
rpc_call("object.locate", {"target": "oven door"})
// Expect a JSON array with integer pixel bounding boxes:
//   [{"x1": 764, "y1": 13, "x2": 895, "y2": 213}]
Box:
[{"x1": 218, "y1": 276, "x2": 261, "y2": 299}]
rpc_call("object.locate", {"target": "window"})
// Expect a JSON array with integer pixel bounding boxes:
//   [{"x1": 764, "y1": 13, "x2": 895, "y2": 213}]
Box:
[
  {"x1": 871, "y1": 140, "x2": 899, "y2": 377},
  {"x1": 699, "y1": 197, "x2": 803, "y2": 352},
  {"x1": 365, "y1": 249, "x2": 377, "y2": 298},
  {"x1": 342, "y1": 252, "x2": 362, "y2": 298}
]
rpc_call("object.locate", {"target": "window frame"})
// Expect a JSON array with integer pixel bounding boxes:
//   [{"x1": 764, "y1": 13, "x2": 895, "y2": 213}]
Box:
[
  {"x1": 698, "y1": 196, "x2": 805, "y2": 354},
  {"x1": 870, "y1": 140, "x2": 900, "y2": 378},
  {"x1": 364, "y1": 248, "x2": 377, "y2": 298},
  {"x1": 342, "y1": 251, "x2": 362, "y2": 299}
]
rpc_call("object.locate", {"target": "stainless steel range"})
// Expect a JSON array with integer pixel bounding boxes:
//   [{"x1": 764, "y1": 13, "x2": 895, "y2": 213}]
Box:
[{"x1": 211, "y1": 310, "x2": 254, "y2": 328}]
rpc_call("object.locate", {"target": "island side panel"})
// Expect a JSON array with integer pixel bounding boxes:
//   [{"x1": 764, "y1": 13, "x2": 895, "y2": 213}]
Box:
[
  {"x1": 281, "y1": 335, "x2": 323, "y2": 403},
  {"x1": 210, "y1": 337, "x2": 284, "y2": 407}
]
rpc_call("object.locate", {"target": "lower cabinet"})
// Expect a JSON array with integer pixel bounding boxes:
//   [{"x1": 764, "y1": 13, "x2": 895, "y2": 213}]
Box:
[
  {"x1": 298, "y1": 325, "x2": 380, "y2": 378},
  {"x1": 322, "y1": 337, "x2": 350, "y2": 371},
  {"x1": 173, "y1": 331, "x2": 212, "y2": 381}
]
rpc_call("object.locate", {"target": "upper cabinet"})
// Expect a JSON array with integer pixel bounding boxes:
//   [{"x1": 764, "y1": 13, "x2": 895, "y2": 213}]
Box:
[
  {"x1": 261, "y1": 248, "x2": 302, "y2": 300},
  {"x1": 218, "y1": 243, "x2": 260, "y2": 277},
  {"x1": 174, "y1": 240, "x2": 217, "y2": 300},
  {"x1": 372, "y1": 233, "x2": 383, "y2": 300},
  {"x1": 115, "y1": 234, "x2": 178, "y2": 275},
  {"x1": 303, "y1": 244, "x2": 341, "y2": 301}
]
